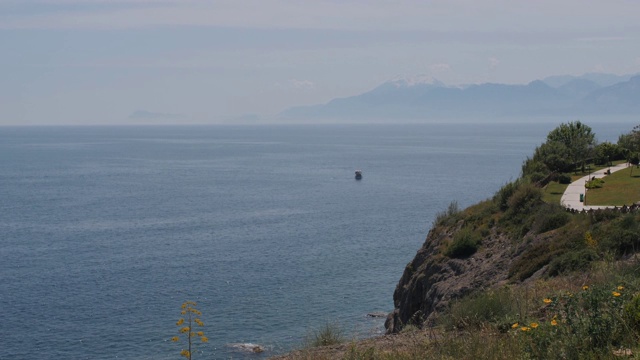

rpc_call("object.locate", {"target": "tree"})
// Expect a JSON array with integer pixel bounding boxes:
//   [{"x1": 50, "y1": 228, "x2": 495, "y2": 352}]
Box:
[
  {"x1": 594, "y1": 141, "x2": 621, "y2": 166},
  {"x1": 617, "y1": 125, "x2": 640, "y2": 176},
  {"x1": 618, "y1": 125, "x2": 640, "y2": 160},
  {"x1": 546, "y1": 121, "x2": 596, "y2": 173},
  {"x1": 533, "y1": 141, "x2": 574, "y2": 173}
]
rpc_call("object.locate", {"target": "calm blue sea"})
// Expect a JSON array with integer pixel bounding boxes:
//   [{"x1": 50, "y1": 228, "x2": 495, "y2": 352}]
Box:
[{"x1": 0, "y1": 121, "x2": 633, "y2": 359}]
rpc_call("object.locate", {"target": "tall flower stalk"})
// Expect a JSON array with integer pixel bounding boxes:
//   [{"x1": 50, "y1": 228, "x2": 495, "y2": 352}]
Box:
[{"x1": 172, "y1": 301, "x2": 208, "y2": 359}]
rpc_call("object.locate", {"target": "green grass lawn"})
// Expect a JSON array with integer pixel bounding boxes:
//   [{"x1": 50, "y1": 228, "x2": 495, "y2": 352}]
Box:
[
  {"x1": 569, "y1": 160, "x2": 626, "y2": 182},
  {"x1": 543, "y1": 181, "x2": 568, "y2": 204},
  {"x1": 543, "y1": 161, "x2": 635, "y2": 206},
  {"x1": 585, "y1": 165, "x2": 640, "y2": 206}
]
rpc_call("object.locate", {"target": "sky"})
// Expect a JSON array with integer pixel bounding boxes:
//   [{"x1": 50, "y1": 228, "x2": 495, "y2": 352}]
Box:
[{"x1": 1, "y1": 0, "x2": 640, "y2": 125}]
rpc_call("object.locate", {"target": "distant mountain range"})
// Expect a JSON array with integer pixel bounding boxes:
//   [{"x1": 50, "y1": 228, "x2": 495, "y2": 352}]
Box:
[{"x1": 279, "y1": 73, "x2": 640, "y2": 121}]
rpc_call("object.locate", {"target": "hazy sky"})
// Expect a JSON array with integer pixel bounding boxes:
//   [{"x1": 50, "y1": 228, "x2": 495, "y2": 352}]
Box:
[{"x1": 2, "y1": 0, "x2": 640, "y2": 125}]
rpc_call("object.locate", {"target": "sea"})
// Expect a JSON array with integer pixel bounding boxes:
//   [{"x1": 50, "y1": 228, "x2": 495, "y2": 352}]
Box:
[{"x1": 0, "y1": 119, "x2": 635, "y2": 359}]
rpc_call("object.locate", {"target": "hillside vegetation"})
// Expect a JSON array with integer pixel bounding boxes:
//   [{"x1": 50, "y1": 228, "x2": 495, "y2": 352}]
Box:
[{"x1": 273, "y1": 122, "x2": 640, "y2": 359}]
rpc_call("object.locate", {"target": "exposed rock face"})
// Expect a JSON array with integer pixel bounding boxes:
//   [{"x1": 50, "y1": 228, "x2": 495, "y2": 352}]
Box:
[{"x1": 385, "y1": 220, "x2": 523, "y2": 333}]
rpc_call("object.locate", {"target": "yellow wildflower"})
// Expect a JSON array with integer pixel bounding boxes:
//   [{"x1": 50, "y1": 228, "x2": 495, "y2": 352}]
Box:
[
  {"x1": 197, "y1": 331, "x2": 204, "y2": 336},
  {"x1": 171, "y1": 336, "x2": 179, "y2": 342},
  {"x1": 618, "y1": 286, "x2": 624, "y2": 291},
  {"x1": 176, "y1": 318, "x2": 184, "y2": 326},
  {"x1": 511, "y1": 322, "x2": 519, "y2": 329},
  {"x1": 520, "y1": 327, "x2": 531, "y2": 332},
  {"x1": 582, "y1": 285, "x2": 589, "y2": 290},
  {"x1": 613, "y1": 291, "x2": 621, "y2": 297},
  {"x1": 551, "y1": 319, "x2": 558, "y2": 326},
  {"x1": 180, "y1": 326, "x2": 190, "y2": 333},
  {"x1": 180, "y1": 349, "x2": 190, "y2": 358},
  {"x1": 543, "y1": 298, "x2": 552, "y2": 304},
  {"x1": 201, "y1": 336, "x2": 209, "y2": 342},
  {"x1": 530, "y1": 322, "x2": 539, "y2": 329}
]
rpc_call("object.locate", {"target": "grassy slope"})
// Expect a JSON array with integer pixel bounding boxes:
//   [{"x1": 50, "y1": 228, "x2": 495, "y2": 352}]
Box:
[
  {"x1": 586, "y1": 166, "x2": 640, "y2": 206},
  {"x1": 544, "y1": 161, "x2": 639, "y2": 206},
  {"x1": 542, "y1": 181, "x2": 567, "y2": 204}
]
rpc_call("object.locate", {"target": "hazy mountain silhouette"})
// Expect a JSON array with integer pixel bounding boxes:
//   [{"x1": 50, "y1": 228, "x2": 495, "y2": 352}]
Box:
[
  {"x1": 542, "y1": 73, "x2": 636, "y2": 87},
  {"x1": 279, "y1": 73, "x2": 639, "y2": 121},
  {"x1": 556, "y1": 79, "x2": 603, "y2": 100},
  {"x1": 579, "y1": 75, "x2": 640, "y2": 114}
]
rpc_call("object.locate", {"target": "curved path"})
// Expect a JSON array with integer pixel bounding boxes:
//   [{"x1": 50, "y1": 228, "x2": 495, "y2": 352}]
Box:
[{"x1": 561, "y1": 162, "x2": 629, "y2": 211}]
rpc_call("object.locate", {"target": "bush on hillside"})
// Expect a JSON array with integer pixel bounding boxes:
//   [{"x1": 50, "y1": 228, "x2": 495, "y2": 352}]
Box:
[
  {"x1": 602, "y1": 228, "x2": 640, "y2": 255},
  {"x1": 547, "y1": 248, "x2": 598, "y2": 276},
  {"x1": 445, "y1": 227, "x2": 481, "y2": 258},
  {"x1": 589, "y1": 208, "x2": 621, "y2": 222},
  {"x1": 504, "y1": 183, "x2": 543, "y2": 223},
  {"x1": 599, "y1": 214, "x2": 640, "y2": 255},
  {"x1": 557, "y1": 173, "x2": 571, "y2": 184},
  {"x1": 493, "y1": 181, "x2": 520, "y2": 211},
  {"x1": 528, "y1": 171, "x2": 547, "y2": 184},
  {"x1": 532, "y1": 204, "x2": 570, "y2": 234}
]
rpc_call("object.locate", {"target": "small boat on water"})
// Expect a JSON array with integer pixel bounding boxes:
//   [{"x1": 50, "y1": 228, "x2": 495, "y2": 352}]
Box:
[{"x1": 355, "y1": 170, "x2": 362, "y2": 180}]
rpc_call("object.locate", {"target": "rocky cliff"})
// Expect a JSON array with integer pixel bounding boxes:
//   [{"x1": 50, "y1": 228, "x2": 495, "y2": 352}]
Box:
[
  {"x1": 384, "y1": 157, "x2": 640, "y2": 334},
  {"x1": 384, "y1": 209, "x2": 551, "y2": 333}
]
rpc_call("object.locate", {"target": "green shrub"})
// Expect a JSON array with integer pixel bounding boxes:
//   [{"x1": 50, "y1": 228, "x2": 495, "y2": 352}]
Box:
[
  {"x1": 506, "y1": 183, "x2": 543, "y2": 217},
  {"x1": 528, "y1": 171, "x2": 547, "y2": 184},
  {"x1": 445, "y1": 227, "x2": 481, "y2": 258},
  {"x1": 557, "y1": 173, "x2": 572, "y2": 184},
  {"x1": 585, "y1": 178, "x2": 604, "y2": 189},
  {"x1": 494, "y1": 181, "x2": 520, "y2": 211},
  {"x1": 533, "y1": 204, "x2": 570, "y2": 234},
  {"x1": 604, "y1": 229, "x2": 640, "y2": 255},
  {"x1": 589, "y1": 209, "x2": 621, "y2": 223},
  {"x1": 619, "y1": 213, "x2": 638, "y2": 230},
  {"x1": 594, "y1": 214, "x2": 640, "y2": 255},
  {"x1": 547, "y1": 248, "x2": 598, "y2": 276}
]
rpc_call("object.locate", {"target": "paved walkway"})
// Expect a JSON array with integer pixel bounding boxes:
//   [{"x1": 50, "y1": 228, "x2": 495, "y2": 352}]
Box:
[{"x1": 561, "y1": 162, "x2": 630, "y2": 211}]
